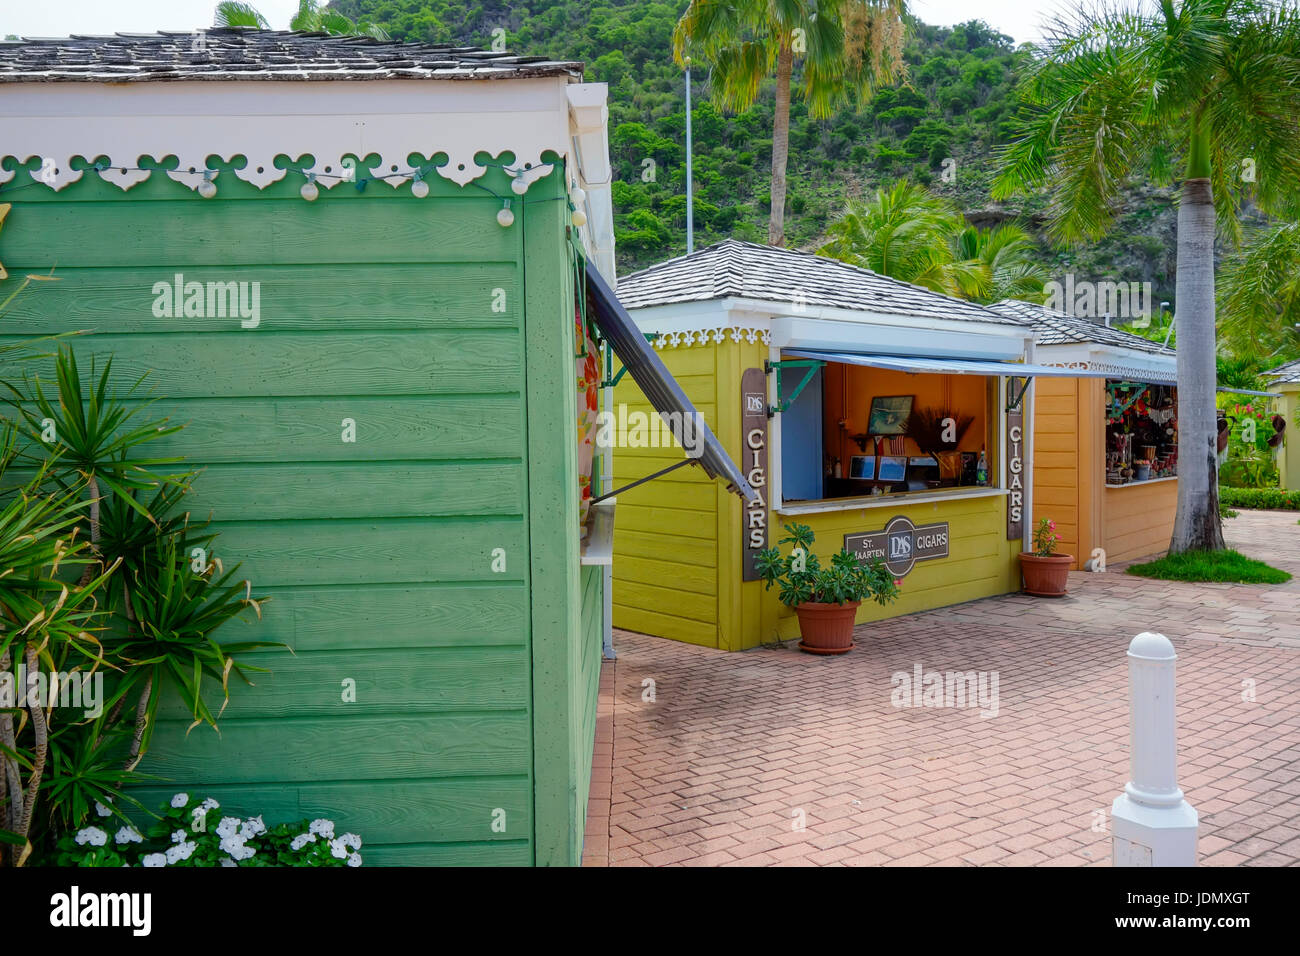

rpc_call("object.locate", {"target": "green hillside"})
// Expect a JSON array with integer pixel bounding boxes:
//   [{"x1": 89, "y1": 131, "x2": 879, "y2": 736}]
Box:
[{"x1": 332, "y1": 0, "x2": 1180, "y2": 297}]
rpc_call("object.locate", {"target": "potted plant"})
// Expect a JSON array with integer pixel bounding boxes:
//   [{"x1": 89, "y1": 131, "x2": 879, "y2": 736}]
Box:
[
  {"x1": 1020, "y1": 517, "x2": 1073, "y2": 597},
  {"x1": 754, "y1": 523, "x2": 900, "y2": 655}
]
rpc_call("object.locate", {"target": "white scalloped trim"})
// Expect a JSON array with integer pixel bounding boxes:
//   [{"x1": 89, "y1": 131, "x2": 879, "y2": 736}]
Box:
[
  {"x1": 0, "y1": 81, "x2": 570, "y2": 195},
  {"x1": 651, "y1": 326, "x2": 772, "y2": 349}
]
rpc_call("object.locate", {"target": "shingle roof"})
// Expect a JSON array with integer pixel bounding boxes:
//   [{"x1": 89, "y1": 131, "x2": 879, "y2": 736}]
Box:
[
  {"x1": 988, "y1": 298, "x2": 1175, "y2": 355},
  {"x1": 615, "y1": 240, "x2": 1023, "y2": 326},
  {"x1": 0, "y1": 28, "x2": 583, "y2": 83},
  {"x1": 1265, "y1": 358, "x2": 1300, "y2": 385}
]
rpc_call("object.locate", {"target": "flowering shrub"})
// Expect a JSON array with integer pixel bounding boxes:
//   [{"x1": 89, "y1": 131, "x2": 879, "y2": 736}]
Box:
[
  {"x1": 1033, "y1": 518, "x2": 1060, "y2": 557},
  {"x1": 53, "y1": 794, "x2": 362, "y2": 868}
]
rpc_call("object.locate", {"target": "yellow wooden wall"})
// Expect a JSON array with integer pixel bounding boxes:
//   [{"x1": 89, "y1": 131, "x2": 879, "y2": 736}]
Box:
[
  {"x1": 754, "y1": 493, "x2": 1022, "y2": 645},
  {"x1": 610, "y1": 341, "x2": 726, "y2": 647},
  {"x1": 1102, "y1": 481, "x2": 1177, "y2": 563},
  {"x1": 1032, "y1": 377, "x2": 1092, "y2": 569},
  {"x1": 1280, "y1": 386, "x2": 1300, "y2": 491}
]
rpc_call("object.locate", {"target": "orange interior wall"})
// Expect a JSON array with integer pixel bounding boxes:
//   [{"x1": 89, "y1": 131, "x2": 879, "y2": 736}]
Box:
[{"x1": 821, "y1": 364, "x2": 990, "y2": 472}]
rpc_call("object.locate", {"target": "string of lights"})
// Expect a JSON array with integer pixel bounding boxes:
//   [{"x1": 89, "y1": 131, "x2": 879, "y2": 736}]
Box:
[{"x1": 0, "y1": 157, "x2": 589, "y2": 227}]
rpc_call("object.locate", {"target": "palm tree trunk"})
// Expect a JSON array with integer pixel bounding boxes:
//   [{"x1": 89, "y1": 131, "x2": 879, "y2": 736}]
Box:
[
  {"x1": 1170, "y1": 175, "x2": 1225, "y2": 553},
  {"x1": 768, "y1": 41, "x2": 793, "y2": 247},
  {"x1": 16, "y1": 646, "x2": 47, "y2": 849}
]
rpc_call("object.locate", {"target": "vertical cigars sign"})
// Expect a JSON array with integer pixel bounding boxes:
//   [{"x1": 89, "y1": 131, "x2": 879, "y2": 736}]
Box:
[
  {"x1": 1006, "y1": 395, "x2": 1024, "y2": 540},
  {"x1": 741, "y1": 367, "x2": 768, "y2": 581}
]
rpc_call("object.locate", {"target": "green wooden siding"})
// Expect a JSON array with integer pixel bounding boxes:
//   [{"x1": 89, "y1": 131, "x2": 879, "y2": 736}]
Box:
[{"x1": 0, "y1": 163, "x2": 598, "y2": 865}]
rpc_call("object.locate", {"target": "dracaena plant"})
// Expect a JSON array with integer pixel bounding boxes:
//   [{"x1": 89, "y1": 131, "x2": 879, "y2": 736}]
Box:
[
  {"x1": 1, "y1": 299, "x2": 274, "y2": 866},
  {"x1": 754, "y1": 523, "x2": 900, "y2": 608}
]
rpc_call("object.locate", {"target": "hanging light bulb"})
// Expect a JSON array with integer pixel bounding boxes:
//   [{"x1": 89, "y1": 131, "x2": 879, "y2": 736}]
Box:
[
  {"x1": 510, "y1": 176, "x2": 529, "y2": 196},
  {"x1": 571, "y1": 186, "x2": 587, "y2": 205},
  {"x1": 300, "y1": 175, "x2": 319, "y2": 201},
  {"x1": 197, "y1": 174, "x2": 217, "y2": 199},
  {"x1": 497, "y1": 199, "x2": 515, "y2": 228},
  {"x1": 572, "y1": 208, "x2": 588, "y2": 228},
  {"x1": 411, "y1": 177, "x2": 430, "y2": 199}
]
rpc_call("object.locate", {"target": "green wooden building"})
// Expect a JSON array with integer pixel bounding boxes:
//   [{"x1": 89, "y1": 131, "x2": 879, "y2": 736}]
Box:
[{"x1": 0, "y1": 29, "x2": 747, "y2": 865}]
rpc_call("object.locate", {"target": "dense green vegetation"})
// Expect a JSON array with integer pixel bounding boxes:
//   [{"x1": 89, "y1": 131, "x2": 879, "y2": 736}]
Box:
[
  {"x1": 1219, "y1": 487, "x2": 1300, "y2": 511},
  {"x1": 331, "y1": 3, "x2": 1081, "y2": 267},
  {"x1": 329, "y1": 1, "x2": 1300, "y2": 374}
]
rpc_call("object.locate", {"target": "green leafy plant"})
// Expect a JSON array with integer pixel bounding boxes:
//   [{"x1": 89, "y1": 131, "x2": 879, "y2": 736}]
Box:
[
  {"x1": 1219, "y1": 487, "x2": 1300, "y2": 511},
  {"x1": 754, "y1": 523, "x2": 900, "y2": 608},
  {"x1": 1, "y1": 321, "x2": 273, "y2": 865},
  {"x1": 1032, "y1": 517, "x2": 1059, "y2": 557}
]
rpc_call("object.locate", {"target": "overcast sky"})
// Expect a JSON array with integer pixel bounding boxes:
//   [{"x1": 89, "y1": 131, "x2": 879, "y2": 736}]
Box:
[{"x1": 4, "y1": 0, "x2": 1073, "y2": 46}]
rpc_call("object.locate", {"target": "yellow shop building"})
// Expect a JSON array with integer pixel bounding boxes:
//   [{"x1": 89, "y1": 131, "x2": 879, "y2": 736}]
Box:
[{"x1": 606, "y1": 241, "x2": 1101, "y2": 650}]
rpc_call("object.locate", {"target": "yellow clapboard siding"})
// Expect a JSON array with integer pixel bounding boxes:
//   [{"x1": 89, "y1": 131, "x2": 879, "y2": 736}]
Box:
[
  {"x1": 614, "y1": 528, "x2": 717, "y2": 567},
  {"x1": 614, "y1": 555, "x2": 717, "y2": 595},
  {"x1": 613, "y1": 604, "x2": 719, "y2": 646},
  {"x1": 615, "y1": 579, "x2": 717, "y2": 624}
]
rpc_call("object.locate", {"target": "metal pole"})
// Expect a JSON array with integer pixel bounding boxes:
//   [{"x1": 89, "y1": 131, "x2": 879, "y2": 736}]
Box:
[{"x1": 685, "y1": 59, "x2": 694, "y2": 255}]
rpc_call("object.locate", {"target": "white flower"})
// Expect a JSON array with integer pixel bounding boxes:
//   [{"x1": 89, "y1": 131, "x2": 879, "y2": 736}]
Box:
[
  {"x1": 220, "y1": 834, "x2": 256, "y2": 861},
  {"x1": 75, "y1": 827, "x2": 108, "y2": 847},
  {"x1": 328, "y1": 837, "x2": 349, "y2": 860},
  {"x1": 215, "y1": 816, "x2": 240, "y2": 839},
  {"x1": 220, "y1": 858, "x2": 236, "y2": 868},
  {"x1": 339, "y1": 833, "x2": 362, "y2": 850},
  {"x1": 166, "y1": 841, "x2": 196, "y2": 864},
  {"x1": 308, "y1": 818, "x2": 335, "y2": 838},
  {"x1": 190, "y1": 806, "x2": 208, "y2": 829},
  {"x1": 290, "y1": 833, "x2": 313, "y2": 851},
  {"x1": 239, "y1": 815, "x2": 266, "y2": 839},
  {"x1": 170, "y1": 793, "x2": 189, "y2": 809},
  {"x1": 200, "y1": 797, "x2": 220, "y2": 812},
  {"x1": 114, "y1": 827, "x2": 143, "y2": 845},
  {"x1": 171, "y1": 829, "x2": 187, "y2": 844},
  {"x1": 347, "y1": 853, "x2": 362, "y2": 868},
  {"x1": 94, "y1": 801, "x2": 112, "y2": 818},
  {"x1": 141, "y1": 853, "x2": 167, "y2": 867}
]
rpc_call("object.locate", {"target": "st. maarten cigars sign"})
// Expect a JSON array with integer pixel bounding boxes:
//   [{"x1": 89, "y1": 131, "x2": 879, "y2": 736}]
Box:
[{"x1": 845, "y1": 515, "x2": 949, "y2": 578}]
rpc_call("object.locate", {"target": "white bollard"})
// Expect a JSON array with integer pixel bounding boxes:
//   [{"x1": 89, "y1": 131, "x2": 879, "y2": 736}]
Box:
[{"x1": 1111, "y1": 632, "x2": 1198, "y2": 866}]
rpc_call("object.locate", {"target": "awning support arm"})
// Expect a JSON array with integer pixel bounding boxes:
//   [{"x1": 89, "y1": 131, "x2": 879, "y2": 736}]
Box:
[
  {"x1": 765, "y1": 359, "x2": 825, "y2": 417},
  {"x1": 590, "y1": 458, "x2": 695, "y2": 504},
  {"x1": 1005, "y1": 375, "x2": 1032, "y2": 412},
  {"x1": 601, "y1": 334, "x2": 659, "y2": 389}
]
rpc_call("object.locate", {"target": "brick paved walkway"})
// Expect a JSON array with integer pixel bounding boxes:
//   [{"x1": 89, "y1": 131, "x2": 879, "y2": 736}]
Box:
[{"x1": 582, "y1": 509, "x2": 1300, "y2": 866}]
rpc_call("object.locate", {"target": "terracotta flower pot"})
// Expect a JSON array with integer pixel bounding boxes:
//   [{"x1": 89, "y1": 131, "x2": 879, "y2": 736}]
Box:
[
  {"x1": 1019, "y1": 552, "x2": 1074, "y2": 597},
  {"x1": 794, "y1": 600, "x2": 862, "y2": 655}
]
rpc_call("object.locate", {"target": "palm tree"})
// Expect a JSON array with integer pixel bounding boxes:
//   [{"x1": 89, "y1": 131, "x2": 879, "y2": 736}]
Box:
[
  {"x1": 673, "y1": 1, "x2": 907, "y2": 246},
  {"x1": 1219, "y1": 222, "x2": 1300, "y2": 363},
  {"x1": 993, "y1": 0, "x2": 1300, "y2": 554},
  {"x1": 819, "y1": 180, "x2": 1047, "y2": 303},
  {"x1": 818, "y1": 180, "x2": 978, "y2": 295},
  {"x1": 213, "y1": 2, "x2": 269, "y2": 28},
  {"x1": 953, "y1": 223, "x2": 1051, "y2": 305},
  {"x1": 214, "y1": 1, "x2": 389, "y2": 39}
]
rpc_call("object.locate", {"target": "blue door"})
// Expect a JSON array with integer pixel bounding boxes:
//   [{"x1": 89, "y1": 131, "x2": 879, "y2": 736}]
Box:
[{"x1": 781, "y1": 366, "x2": 823, "y2": 501}]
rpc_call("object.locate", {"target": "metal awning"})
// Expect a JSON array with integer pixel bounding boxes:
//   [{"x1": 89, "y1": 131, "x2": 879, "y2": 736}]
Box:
[
  {"x1": 1217, "y1": 387, "x2": 1282, "y2": 398},
  {"x1": 587, "y1": 264, "x2": 757, "y2": 503},
  {"x1": 783, "y1": 349, "x2": 1173, "y2": 381}
]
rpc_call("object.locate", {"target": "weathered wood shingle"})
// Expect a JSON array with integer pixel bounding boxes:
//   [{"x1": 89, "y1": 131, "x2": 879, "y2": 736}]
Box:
[
  {"x1": 0, "y1": 28, "x2": 583, "y2": 82},
  {"x1": 989, "y1": 298, "x2": 1175, "y2": 355},
  {"x1": 616, "y1": 239, "x2": 1024, "y2": 325}
]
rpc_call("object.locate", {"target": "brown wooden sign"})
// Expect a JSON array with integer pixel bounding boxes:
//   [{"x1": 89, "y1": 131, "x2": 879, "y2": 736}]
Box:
[
  {"x1": 1007, "y1": 403, "x2": 1024, "y2": 540},
  {"x1": 741, "y1": 367, "x2": 768, "y2": 581},
  {"x1": 844, "y1": 515, "x2": 949, "y2": 579}
]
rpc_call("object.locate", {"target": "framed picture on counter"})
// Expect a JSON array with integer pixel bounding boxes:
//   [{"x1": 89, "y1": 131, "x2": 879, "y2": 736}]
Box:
[
  {"x1": 878, "y1": 455, "x2": 908, "y2": 483},
  {"x1": 849, "y1": 455, "x2": 876, "y2": 480}
]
